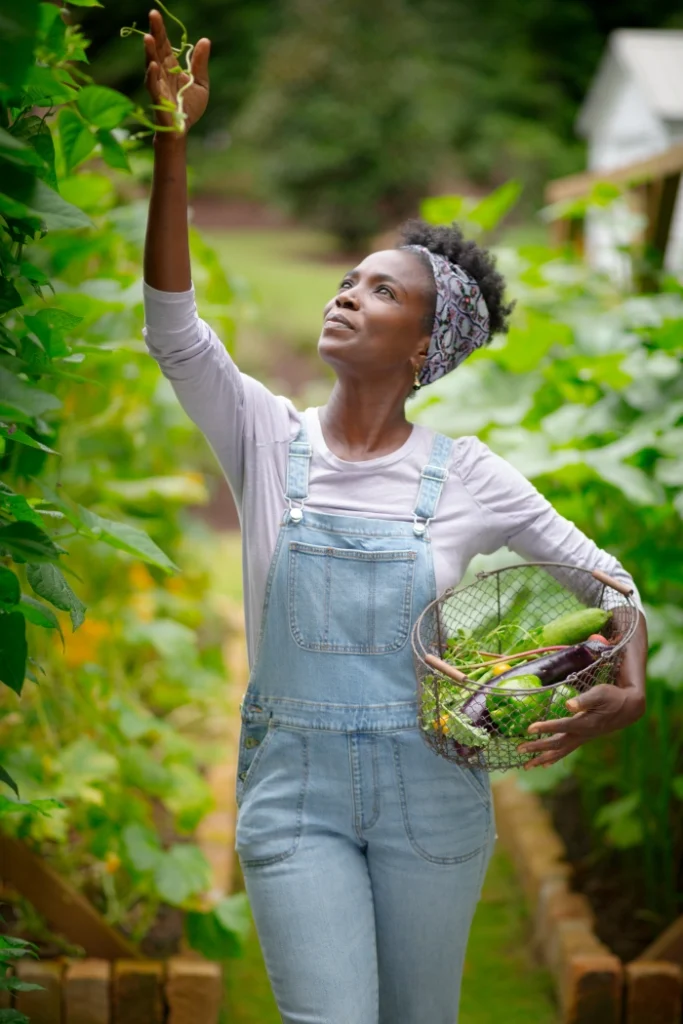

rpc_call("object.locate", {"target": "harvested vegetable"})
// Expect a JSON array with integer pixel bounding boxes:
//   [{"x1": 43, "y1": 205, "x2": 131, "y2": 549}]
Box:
[
  {"x1": 540, "y1": 607, "x2": 611, "y2": 647},
  {"x1": 486, "y1": 675, "x2": 552, "y2": 735},
  {"x1": 491, "y1": 643, "x2": 598, "y2": 687}
]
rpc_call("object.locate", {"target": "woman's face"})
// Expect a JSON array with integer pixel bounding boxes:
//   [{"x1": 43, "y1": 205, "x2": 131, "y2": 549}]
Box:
[{"x1": 318, "y1": 249, "x2": 434, "y2": 386}]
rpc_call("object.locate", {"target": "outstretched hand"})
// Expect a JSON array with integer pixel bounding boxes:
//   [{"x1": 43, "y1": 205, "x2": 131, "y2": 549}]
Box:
[{"x1": 143, "y1": 9, "x2": 210, "y2": 132}]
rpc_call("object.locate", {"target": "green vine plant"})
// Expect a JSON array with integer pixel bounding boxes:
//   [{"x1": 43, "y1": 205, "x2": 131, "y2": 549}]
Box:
[
  {"x1": 120, "y1": 1, "x2": 195, "y2": 136},
  {"x1": 0, "y1": 907, "x2": 43, "y2": 1024}
]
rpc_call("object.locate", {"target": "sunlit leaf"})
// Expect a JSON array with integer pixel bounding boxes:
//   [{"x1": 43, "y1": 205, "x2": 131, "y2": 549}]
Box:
[
  {"x1": 154, "y1": 844, "x2": 212, "y2": 906},
  {"x1": 77, "y1": 86, "x2": 134, "y2": 130},
  {"x1": 0, "y1": 426, "x2": 58, "y2": 454},
  {"x1": 77, "y1": 505, "x2": 180, "y2": 573},
  {"x1": 467, "y1": 180, "x2": 522, "y2": 232},
  {"x1": 58, "y1": 108, "x2": 96, "y2": 174}
]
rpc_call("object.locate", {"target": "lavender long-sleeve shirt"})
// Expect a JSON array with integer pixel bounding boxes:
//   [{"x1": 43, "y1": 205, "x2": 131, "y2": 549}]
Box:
[{"x1": 143, "y1": 281, "x2": 641, "y2": 667}]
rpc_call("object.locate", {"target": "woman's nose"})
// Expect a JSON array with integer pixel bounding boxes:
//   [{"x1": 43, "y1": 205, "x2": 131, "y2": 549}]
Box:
[{"x1": 336, "y1": 289, "x2": 359, "y2": 309}]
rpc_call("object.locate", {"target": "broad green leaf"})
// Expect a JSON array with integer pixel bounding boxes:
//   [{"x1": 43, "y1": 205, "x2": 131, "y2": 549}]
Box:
[
  {"x1": 419, "y1": 194, "x2": 465, "y2": 227},
  {"x1": 77, "y1": 86, "x2": 134, "y2": 131},
  {"x1": 104, "y1": 475, "x2": 208, "y2": 506},
  {"x1": 58, "y1": 108, "x2": 96, "y2": 174},
  {"x1": 0, "y1": 795, "x2": 61, "y2": 817},
  {"x1": 594, "y1": 792, "x2": 643, "y2": 848},
  {"x1": 57, "y1": 738, "x2": 118, "y2": 797},
  {"x1": 122, "y1": 823, "x2": 162, "y2": 873},
  {"x1": 0, "y1": 611, "x2": 27, "y2": 694},
  {"x1": 24, "y1": 65, "x2": 79, "y2": 106},
  {"x1": 0, "y1": 765, "x2": 20, "y2": 797},
  {"x1": 64, "y1": 0, "x2": 103, "y2": 6},
  {"x1": 154, "y1": 844, "x2": 211, "y2": 906},
  {"x1": 185, "y1": 893, "x2": 251, "y2": 959},
  {"x1": 0, "y1": 521, "x2": 66, "y2": 563},
  {"x1": 0, "y1": 487, "x2": 49, "y2": 528},
  {"x1": 96, "y1": 129, "x2": 130, "y2": 172},
  {"x1": 0, "y1": 164, "x2": 91, "y2": 230},
  {"x1": 0, "y1": 278, "x2": 22, "y2": 315},
  {"x1": 11, "y1": 116, "x2": 58, "y2": 190},
  {"x1": 59, "y1": 173, "x2": 115, "y2": 215},
  {"x1": 0, "y1": 1005, "x2": 31, "y2": 1022},
  {"x1": 468, "y1": 179, "x2": 522, "y2": 232},
  {"x1": 0, "y1": 128, "x2": 43, "y2": 169},
  {"x1": 0, "y1": 369, "x2": 59, "y2": 423},
  {"x1": 77, "y1": 505, "x2": 179, "y2": 573},
  {"x1": 26, "y1": 563, "x2": 85, "y2": 630},
  {"x1": 19, "y1": 594, "x2": 63, "y2": 636},
  {"x1": 0, "y1": 426, "x2": 58, "y2": 454},
  {"x1": 213, "y1": 892, "x2": 252, "y2": 944},
  {"x1": 0, "y1": 569, "x2": 20, "y2": 609}
]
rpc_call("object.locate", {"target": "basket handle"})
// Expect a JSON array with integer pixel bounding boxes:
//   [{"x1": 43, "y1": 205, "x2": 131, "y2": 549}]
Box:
[
  {"x1": 425, "y1": 653, "x2": 473, "y2": 685},
  {"x1": 591, "y1": 569, "x2": 634, "y2": 597}
]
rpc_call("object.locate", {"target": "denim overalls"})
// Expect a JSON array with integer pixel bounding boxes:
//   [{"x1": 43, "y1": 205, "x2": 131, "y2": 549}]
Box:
[{"x1": 234, "y1": 420, "x2": 495, "y2": 1024}]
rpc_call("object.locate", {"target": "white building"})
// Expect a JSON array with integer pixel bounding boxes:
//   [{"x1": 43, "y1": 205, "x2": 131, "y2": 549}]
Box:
[{"x1": 576, "y1": 30, "x2": 683, "y2": 276}]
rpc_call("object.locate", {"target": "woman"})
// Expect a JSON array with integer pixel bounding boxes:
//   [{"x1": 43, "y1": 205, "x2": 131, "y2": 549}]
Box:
[{"x1": 142, "y1": 12, "x2": 647, "y2": 1022}]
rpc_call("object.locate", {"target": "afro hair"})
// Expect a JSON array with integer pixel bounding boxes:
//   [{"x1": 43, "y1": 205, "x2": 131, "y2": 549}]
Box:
[{"x1": 398, "y1": 219, "x2": 514, "y2": 339}]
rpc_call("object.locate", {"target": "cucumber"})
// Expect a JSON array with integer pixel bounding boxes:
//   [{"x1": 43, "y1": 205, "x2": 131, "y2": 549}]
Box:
[{"x1": 540, "y1": 607, "x2": 611, "y2": 648}]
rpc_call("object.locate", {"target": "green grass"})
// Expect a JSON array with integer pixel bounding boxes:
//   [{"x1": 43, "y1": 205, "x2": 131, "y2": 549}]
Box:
[
  {"x1": 222, "y1": 850, "x2": 557, "y2": 1023},
  {"x1": 204, "y1": 228, "x2": 349, "y2": 354}
]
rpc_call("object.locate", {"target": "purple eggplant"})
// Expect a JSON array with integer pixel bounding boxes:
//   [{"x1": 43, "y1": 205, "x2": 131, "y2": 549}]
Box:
[{"x1": 493, "y1": 640, "x2": 607, "y2": 687}]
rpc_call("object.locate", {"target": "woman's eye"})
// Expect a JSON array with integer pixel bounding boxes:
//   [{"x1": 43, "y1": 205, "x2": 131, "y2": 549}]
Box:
[
  {"x1": 377, "y1": 285, "x2": 394, "y2": 297},
  {"x1": 339, "y1": 280, "x2": 351, "y2": 290}
]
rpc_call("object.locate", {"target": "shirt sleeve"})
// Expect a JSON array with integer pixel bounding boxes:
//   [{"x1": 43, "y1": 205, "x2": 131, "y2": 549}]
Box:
[
  {"x1": 456, "y1": 436, "x2": 644, "y2": 613},
  {"x1": 142, "y1": 281, "x2": 295, "y2": 508}
]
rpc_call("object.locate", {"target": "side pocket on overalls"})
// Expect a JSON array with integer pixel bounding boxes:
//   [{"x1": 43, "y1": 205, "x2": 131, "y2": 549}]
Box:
[{"x1": 235, "y1": 714, "x2": 273, "y2": 809}]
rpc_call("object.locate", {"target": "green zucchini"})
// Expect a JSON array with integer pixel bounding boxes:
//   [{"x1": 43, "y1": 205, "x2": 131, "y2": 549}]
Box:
[{"x1": 540, "y1": 607, "x2": 611, "y2": 647}]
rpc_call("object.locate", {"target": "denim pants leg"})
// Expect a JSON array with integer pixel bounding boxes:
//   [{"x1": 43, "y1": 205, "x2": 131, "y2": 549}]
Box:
[{"x1": 234, "y1": 425, "x2": 494, "y2": 1023}]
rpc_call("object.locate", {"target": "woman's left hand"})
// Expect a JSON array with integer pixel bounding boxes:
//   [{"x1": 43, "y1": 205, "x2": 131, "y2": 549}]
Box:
[{"x1": 518, "y1": 611, "x2": 648, "y2": 769}]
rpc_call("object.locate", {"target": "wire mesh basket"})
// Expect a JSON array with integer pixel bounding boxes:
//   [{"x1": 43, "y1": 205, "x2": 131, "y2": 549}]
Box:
[{"x1": 412, "y1": 562, "x2": 639, "y2": 772}]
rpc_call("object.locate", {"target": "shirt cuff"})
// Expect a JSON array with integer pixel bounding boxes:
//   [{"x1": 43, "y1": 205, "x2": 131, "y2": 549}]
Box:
[{"x1": 143, "y1": 279, "x2": 197, "y2": 331}]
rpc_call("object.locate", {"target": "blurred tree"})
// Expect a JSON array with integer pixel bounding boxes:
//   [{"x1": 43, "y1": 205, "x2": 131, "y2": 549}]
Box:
[
  {"x1": 73, "y1": 0, "x2": 282, "y2": 135},
  {"x1": 235, "y1": 0, "x2": 445, "y2": 249}
]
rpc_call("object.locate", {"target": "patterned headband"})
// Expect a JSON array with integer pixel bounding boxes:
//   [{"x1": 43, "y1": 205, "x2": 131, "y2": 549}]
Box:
[{"x1": 400, "y1": 244, "x2": 490, "y2": 386}]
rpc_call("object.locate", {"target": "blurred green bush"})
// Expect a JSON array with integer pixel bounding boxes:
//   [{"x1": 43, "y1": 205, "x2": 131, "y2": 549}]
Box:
[{"x1": 0, "y1": 0, "x2": 248, "y2": 961}]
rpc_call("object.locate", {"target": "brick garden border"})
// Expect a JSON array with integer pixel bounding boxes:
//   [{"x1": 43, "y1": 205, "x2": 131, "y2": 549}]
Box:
[{"x1": 492, "y1": 775, "x2": 683, "y2": 1024}]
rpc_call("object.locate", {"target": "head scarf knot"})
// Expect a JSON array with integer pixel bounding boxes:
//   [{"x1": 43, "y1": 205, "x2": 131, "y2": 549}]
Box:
[{"x1": 400, "y1": 244, "x2": 490, "y2": 387}]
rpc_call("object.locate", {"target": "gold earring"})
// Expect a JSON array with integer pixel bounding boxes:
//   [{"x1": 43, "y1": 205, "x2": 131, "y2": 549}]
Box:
[{"x1": 413, "y1": 368, "x2": 422, "y2": 390}]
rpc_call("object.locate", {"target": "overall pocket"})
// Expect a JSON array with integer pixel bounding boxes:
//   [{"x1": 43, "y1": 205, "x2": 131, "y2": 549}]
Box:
[
  {"x1": 288, "y1": 542, "x2": 416, "y2": 654},
  {"x1": 392, "y1": 732, "x2": 491, "y2": 865},
  {"x1": 235, "y1": 724, "x2": 309, "y2": 868}
]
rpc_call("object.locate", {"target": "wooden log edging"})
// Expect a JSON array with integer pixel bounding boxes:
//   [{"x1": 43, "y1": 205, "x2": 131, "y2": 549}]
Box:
[
  {"x1": 492, "y1": 775, "x2": 683, "y2": 1024},
  {"x1": 11, "y1": 956, "x2": 222, "y2": 1024}
]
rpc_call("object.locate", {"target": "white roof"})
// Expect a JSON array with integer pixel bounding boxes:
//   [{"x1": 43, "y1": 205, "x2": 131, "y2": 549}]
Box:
[{"x1": 578, "y1": 30, "x2": 683, "y2": 135}]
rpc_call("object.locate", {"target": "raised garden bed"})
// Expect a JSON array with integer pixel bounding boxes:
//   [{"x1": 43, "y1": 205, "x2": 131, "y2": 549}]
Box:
[{"x1": 493, "y1": 775, "x2": 683, "y2": 1023}]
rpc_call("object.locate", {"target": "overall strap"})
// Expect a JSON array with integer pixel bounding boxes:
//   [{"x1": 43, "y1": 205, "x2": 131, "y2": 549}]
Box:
[
  {"x1": 412, "y1": 432, "x2": 453, "y2": 535},
  {"x1": 285, "y1": 417, "x2": 312, "y2": 521}
]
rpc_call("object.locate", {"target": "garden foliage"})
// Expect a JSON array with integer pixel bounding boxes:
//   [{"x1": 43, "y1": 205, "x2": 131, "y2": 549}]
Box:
[
  {"x1": 415, "y1": 192, "x2": 683, "y2": 923},
  {"x1": 0, "y1": 0, "x2": 249, "y2": 959}
]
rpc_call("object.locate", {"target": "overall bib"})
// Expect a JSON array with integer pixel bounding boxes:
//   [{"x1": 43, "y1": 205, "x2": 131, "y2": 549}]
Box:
[{"x1": 234, "y1": 420, "x2": 495, "y2": 1024}]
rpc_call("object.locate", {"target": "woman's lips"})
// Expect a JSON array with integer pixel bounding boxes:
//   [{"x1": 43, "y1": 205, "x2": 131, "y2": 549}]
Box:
[
  {"x1": 323, "y1": 320, "x2": 354, "y2": 331},
  {"x1": 324, "y1": 313, "x2": 355, "y2": 330}
]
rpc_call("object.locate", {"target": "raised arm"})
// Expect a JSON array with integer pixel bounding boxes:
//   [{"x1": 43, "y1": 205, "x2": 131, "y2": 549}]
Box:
[
  {"x1": 143, "y1": 9, "x2": 210, "y2": 291},
  {"x1": 140, "y1": 11, "x2": 294, "y2": 508}
]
